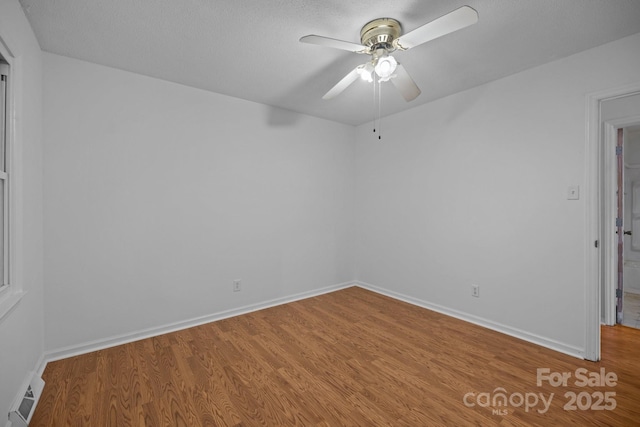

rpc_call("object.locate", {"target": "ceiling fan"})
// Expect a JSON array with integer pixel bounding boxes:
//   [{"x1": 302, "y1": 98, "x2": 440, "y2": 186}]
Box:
[{"x1": 300, "y1": 6, "x2": 478, "y2": 102}]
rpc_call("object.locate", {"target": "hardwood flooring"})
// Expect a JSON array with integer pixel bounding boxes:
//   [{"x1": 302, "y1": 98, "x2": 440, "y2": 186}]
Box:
[{"x1": 31, "y1": 287, "x2": 640, "y2": 426}]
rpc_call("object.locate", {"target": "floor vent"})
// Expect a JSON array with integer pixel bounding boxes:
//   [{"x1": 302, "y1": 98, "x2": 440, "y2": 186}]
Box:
[{"x1": 8, "y1": 372, "x2": 44, "y2": 427}]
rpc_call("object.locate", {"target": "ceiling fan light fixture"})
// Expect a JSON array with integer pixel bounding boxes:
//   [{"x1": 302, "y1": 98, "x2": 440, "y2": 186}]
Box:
[
  {"x1": 374, "y1": 54, "x2": 397, "y2": 80},
  {"x1": 357, "y1": 62, "x2": 375, "y2": 82}
]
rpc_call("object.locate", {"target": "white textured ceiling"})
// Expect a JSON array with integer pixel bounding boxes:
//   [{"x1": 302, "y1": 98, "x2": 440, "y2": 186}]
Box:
[{"x1": 20, "y1": 0, "x2": 640, "y2": 126}]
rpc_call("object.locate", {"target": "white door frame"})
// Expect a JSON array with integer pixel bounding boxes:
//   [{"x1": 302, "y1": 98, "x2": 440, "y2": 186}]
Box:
[{"x1": 586, "y1": 83, "x2": 640, "y2": 361}]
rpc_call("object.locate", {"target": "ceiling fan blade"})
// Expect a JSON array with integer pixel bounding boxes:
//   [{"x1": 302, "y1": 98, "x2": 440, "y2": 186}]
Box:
[
  {"x1": 322, "y1": 67, "x2": 361, "y2": 100},
  {"x1": 395, "y1": 6, "x2": 478, "y2": 50},
  {"x1": 300, "y1": 35, "x2": 368, "y2": 53},
  {"x1": 391, "y1": 64, "x2": 421, "y2": 102}
]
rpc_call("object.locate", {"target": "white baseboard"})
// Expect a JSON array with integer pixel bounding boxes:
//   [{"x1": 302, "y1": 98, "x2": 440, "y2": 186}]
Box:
[
  {"x1": 34, "y1": 351, "x2": 47, "y2": 378},
  {"x1": 40, "y1": 279, "x2": 586, "y2": 375},
  {"x1": 624, "y1": 288, "x2": 640, "y2": 295},
  {"x1": 42, "y1": 281, "x2": 356, "y2": 366},
  {"x1": 355, "y1": 281, "x2": 585, "y2": 359}
]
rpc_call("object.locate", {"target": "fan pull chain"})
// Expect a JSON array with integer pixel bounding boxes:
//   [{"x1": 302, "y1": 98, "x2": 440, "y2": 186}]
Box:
[
  {"x1": 372, "y1": 77, "x2": 377, "y2": 135},
  {"x1": 377, "y1": 80, "x2": 382, "y2": 140}
]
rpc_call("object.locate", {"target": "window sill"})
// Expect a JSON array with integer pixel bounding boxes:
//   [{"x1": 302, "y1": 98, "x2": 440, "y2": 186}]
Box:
[{"x1": 0, "y1": 290, "x2": 26, "y2": 323}]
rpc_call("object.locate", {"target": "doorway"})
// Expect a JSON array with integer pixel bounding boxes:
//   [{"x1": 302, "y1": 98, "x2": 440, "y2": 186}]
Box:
[
  {"x1": 602, "y1": 117, "x2": 640, "y2": 328},
  {"x1": 587, "y1": 87, "x2": 640, "y2": 361},
  {"x1": 620, "y1": 125, "x2": 640, "y2": 328}
]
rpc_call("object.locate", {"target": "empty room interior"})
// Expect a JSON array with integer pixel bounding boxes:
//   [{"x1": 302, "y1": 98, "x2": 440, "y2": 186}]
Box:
[{"x1": 1, "y1": 0, "x2": 640, "y2": 425}]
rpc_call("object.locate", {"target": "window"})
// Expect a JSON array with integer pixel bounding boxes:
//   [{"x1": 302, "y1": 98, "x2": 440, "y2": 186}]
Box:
[
  {"x1": 0, "y1": 60, "x2": 8, "y2": 292},
  {"x1": 0, "y1": 51, "x2": 22, "y2": 321}
]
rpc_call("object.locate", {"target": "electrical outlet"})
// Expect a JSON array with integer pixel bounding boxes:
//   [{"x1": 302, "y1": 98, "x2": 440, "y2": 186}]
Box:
[
  {"x1": 233, "y1": 280, "x2": 241, "y2": 292},
  {"x1": 472, "y1": 284, "x2": 480, "y2": 298}
]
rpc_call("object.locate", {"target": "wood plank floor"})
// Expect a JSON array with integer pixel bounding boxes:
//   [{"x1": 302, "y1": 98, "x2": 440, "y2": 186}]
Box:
[{"x1": 31, "y1": 287, "x2": 640, "y2": 426}]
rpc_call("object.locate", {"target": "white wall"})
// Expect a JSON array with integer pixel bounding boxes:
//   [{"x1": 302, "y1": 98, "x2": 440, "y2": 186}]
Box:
[
  {"x1": 623, "y1": 125, "x2": 640, "y2": 165},
  {"x1": 43, "y1": 53, "x2": 355, "y2": 351},
  {"x1": 602, "y1": 92, "x2": 640, "y2": 122},
  {"x1": 355, "y1": 32, "x2": 640, "y2": 356},
  {"x1": 623, "y1": 122, "x2": 640, "y2": 266},
  {"x1": 0, "y1": 0, "x2": 44, "y2": 417}
]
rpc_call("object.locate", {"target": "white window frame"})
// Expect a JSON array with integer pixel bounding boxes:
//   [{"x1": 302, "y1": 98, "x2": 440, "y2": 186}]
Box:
[{"x1": 0, "y1": 35, "x2": 25, "y2": 322}]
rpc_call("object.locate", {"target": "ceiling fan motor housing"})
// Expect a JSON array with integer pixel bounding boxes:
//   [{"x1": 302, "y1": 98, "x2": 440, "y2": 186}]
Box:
[{"x1": 360, "y1": 18, "x2": 402, "y2": 51}]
